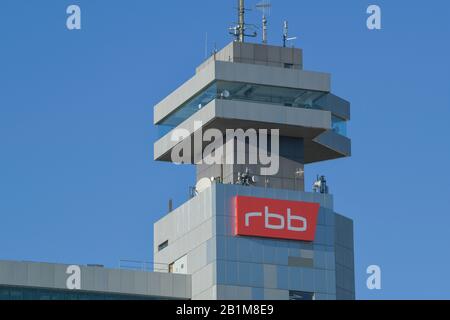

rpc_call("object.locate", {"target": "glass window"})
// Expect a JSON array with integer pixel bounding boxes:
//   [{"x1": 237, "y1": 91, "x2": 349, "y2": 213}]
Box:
[
  {"x1": 9, "y1": 289, "x2": 24, "y2": 300},
  {"x1": 0, "y1": 285, "x2": 184, "y2": 300},
  {"x1": 160, "y1": 83, "x2": 218, "y2": 128},
  {"x1": 216, "y1": 81, "x2": 326, "y2": 109},
  {"x1": 332, "y1": 115, "x2": 347, "y2": 137},
  {"x1": 289, "y1": 290, "x2": 315, "y2": 300},
  {"x1": 157, "y1": 80, "x2": 348, "y2": 138},
  {"x1": 158, "y1": 240, "x2": 169, "y2": 252},
  {"x1": 0, "y1": 288, "x2": 10, "y2": 300}
]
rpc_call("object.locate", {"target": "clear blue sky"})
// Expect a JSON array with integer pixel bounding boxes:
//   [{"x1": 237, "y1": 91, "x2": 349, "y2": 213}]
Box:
[{"x1": 0, "y1": 0, "x2": 449, "y2": 300}]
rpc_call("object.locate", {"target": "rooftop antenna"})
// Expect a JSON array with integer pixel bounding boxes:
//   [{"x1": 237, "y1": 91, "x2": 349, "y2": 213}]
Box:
[
  {"x1": 229, "y1": 0, "x2": 257, "y2": 42},
  {"x1": 282, "y1": 20, "x2": 297, "y2": 47},
  {"x1": 204, "y1": 32, "x2": 208, "y2": 59},
  {"x1": 313, "y1": 175, "x2": 329, "y2": 194},
  {"x1": 256, "y1": 0, "x2": 271, "y2": 44},
  {"x1": 238, "y1": 0, "x2": 245, "y2": 42},
  {"x1": 236, "y1": 168, "x2": 259, "y2": 186}
]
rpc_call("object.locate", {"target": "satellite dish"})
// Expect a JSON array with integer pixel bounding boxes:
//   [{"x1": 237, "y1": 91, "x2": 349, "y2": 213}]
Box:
[
  {"x1": 196, "y1": 178, "x2": 212, "y2": 194},
  {"x1": 221, "y1": 90, "x2": 230, "y2": 99}
]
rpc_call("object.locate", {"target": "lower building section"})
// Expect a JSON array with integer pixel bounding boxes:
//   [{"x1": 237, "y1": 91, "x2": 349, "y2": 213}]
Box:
[
  {"x1": 154, "y1": 183, "x2": 355, "y2": 300},
  {"x1": 1, "y1": 185, "x2": 354, "y2": 301},
  {"x1": 0, "y1": 260, "x2": 190, "y2": 300},
  {"x1": 0, "y1": 285, "x2": 163, "y2": 300}
]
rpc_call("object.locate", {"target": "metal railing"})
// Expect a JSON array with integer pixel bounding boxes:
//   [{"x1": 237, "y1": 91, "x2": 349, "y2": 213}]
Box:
[{"x1": 118, "y1": 260, "x2": 169, "y2": 273}]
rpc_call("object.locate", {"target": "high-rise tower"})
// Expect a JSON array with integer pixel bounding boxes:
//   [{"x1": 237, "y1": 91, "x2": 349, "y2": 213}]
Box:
[{"x1": 153, "y1": 3, "x2": 354, "y2": 300}]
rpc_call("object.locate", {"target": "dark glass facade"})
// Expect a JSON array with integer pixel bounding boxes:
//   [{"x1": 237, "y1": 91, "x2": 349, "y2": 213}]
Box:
[
  {"x1": 289, "y1": 291, "x2": 315, "y2": 301},
  {"x1": 0, "y1": 285, "x2": 179, "y2": 301}
]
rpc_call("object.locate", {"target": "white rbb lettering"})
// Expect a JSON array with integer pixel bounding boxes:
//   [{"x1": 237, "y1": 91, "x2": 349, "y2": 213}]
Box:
[
  {"x1": 244, "y1": 206, "x2": 308, "y2": 232},
  {"x1": 287, "y1": 208, "x2": 307, "y2": 232},
  {"x1": 265, "y1": 206, "x2": 284, "y2": 230}
]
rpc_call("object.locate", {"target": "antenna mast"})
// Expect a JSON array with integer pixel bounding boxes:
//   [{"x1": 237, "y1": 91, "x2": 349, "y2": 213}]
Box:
[
  {"x1": 229, "y1": 0, "x2": 257, "y2": 42},
  {"x1": 256, "y1": 0, "x2": 271, "y2": 44},
  {"x1": 283, "y1": 20, "x2": 297, "y2": 47},
  {"x1": 238, "y1": 0, "x2": 245, "y2": 42},
  {"x1": 283, "y1": 21, "x2": 287, "y2": 47}
]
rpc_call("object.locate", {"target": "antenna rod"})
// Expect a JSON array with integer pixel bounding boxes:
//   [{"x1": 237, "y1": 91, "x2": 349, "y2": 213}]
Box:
[
  {"x1": 230, "y1": 0, "x2": 256, "y2": 42},
  {"x1": 238, "y1": 0, "x2": 245, "y2": 42},
  {"x1": 282, "y1": 20, "x2": 297, "y2": 47},
  {"x1": 256, "y1": 1, "x2": 271, "y2": 44},
  {"x1": 205, "y1": 32, "x2": 208, "y2": 59},
  {"x1": 262, "y1": 14, "x2": 268, "y2": 44},
  {"x1": 283, "y1": 20, "x2": 288, "y2": 47}
]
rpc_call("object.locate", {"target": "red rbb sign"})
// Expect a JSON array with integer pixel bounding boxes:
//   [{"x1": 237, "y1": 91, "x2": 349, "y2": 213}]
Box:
[{"x1": 234, "y1": 196, "x2": 320, "y2": 242}]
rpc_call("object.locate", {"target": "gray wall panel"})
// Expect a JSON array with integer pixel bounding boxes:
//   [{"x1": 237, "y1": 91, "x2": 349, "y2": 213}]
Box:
[
  {"x1": 152, "y1": 183, "x2": 354, "y2": 300},
  {"x1": 0, "y1": 261, "x2": 191, "y2": 299}
]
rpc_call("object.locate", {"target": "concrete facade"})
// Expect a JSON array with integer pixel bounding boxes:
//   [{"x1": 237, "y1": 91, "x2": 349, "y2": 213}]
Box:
[
  {"x1": 0, "y1": 260, "x2": 191, "y2": 300},
  {"x1": 153, "y1": 98, "x2": 335, "y2": 162},
  {"x1": 153, "y1": 41, "x2": 350, "y2": 169},
  {"x1": 152, "y1": 41, "x2": 355, "y2": 300},
  {"x1": 154, "y1": 183, "x2": 355, "y2": 300},
  {"x1": 196, "y1": 42, "x2": 304, "y2": 73},
  {"x1": 154, "y1": 60, "x2": 331, "y2": 126},
  {"x1": 196, "y1": 136, "x2": 307, "y2": 191}
]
